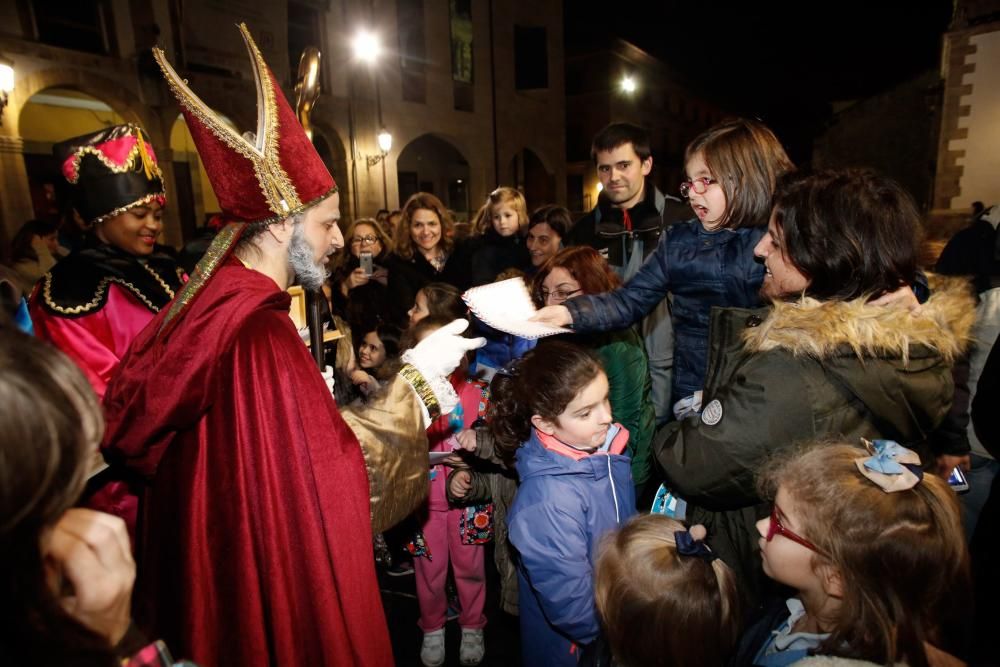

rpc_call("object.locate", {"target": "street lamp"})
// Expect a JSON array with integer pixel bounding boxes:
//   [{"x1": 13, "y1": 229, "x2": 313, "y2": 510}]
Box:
[
  {"x1": 366, "y1": 128, "x2": 392, "y2": 166},
  {"x1": 0, "y1": 56, "x2": 14, "y2": 127},
  {"x1": 619, "y1": 74, "x2": 637, "y2": 95},
  {"x1": 351, "y1": 30, "x2": 382, "y2": 63}
]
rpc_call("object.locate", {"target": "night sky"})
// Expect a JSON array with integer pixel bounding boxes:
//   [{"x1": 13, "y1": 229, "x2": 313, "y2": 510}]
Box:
[{"x1": 565, "y1": 0, "x2": 955, "y2": 163}]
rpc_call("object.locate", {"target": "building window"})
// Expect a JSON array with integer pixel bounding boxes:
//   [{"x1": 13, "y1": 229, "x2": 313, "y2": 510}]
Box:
[
  {"x1": 398, "y1": 0, "x2": 426, "y2": 103},
  {"x1": 26, "y1": 0, "x2": 117, "y2": 56},
  {"x1": 450, "y1": 0, "x2": 473, "y2": 111},
  {"x1": 288, "y1": 1, "x2": 323, "y2": 85},
  {"x1": 514, "y1": 25, "x2": 547, "y2": 90}
]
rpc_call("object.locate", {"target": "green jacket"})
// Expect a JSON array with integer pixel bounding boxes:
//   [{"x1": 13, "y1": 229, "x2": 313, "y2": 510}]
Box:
[
  {"x1": 582, "y1": 328, "x2": 656, "y2": 487},
  {"x1": 653, "y1": 276, "x2": 975, "y2": 599}
]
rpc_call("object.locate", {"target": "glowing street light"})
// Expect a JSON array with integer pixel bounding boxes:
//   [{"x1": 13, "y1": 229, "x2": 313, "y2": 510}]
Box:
[
  {"x1": 619, "y1": 75, "x2": 637, "y2": 95},
  {"x1": 0, "y1": 56, "x2": 14, "y2": 126},
  {"x1": 377, "y1": 128, "x2": 392, "y2": 153},
  {"x1": 352, "y1": 30, "x2": 382, "y2": 63}
]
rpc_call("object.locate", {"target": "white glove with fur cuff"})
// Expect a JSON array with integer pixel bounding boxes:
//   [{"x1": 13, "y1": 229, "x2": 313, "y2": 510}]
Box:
[{"x1": 401, "y1": 319, "x2": 486, "y2": 425}]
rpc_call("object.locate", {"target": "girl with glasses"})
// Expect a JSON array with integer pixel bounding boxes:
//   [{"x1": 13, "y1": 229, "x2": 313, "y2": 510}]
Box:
[
  {"x1": 533, "y1": 119, "x2": 794, "y2": 425},
  {"x1": 733, "y1": 442, "x2": 970, "y2": 667},
  {"x1": 531, "y1": 247, "x2": 656, "y2": 501}
]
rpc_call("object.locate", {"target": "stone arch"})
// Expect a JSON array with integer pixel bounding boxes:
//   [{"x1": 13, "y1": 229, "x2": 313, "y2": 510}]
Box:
[
  {"x1": 310, "y1": 121, "x2": 350, "y2": 206},
  {"x1": 508, "y1": 147, "x2": 555, "y2": 208},
  {"x1": 396, "y1": 133, "x2": 472, "y2": 217},
  {"x1": 6, "y1": 68, "x2": 152, "y2": 139}
]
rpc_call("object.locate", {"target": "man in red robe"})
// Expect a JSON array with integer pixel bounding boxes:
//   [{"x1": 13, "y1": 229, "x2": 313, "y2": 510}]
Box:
[{"x1": 102, "y1": 24, "x2": 481, "y2": 666}]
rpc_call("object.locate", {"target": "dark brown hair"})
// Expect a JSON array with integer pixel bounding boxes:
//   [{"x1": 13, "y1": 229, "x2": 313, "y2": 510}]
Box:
[
  {"x1": 418, "y1": 282, "x2": 466, "y2": 321},
  {"x1": 531, "y1": 246, "x2": 621, "y2": 307},
  {"x1": 528, "y1": 204, "x2": 572, "y2": 239},
  {"x1": 595, "y1": 515, "x2": 741, "y2": 667},
  {"x1": 591, "y1": 122, "x2": 652, "y2": 163},
  {"x1": 0, "y1": 329, "x2": 117, "y2": 665},
  {"x1": 758, "y1": 442, "x2": 970, "y2": 666},
  {"x1": 394, "y1": 192, "x2": 454, "y2": 260},
  {"x1": 488, "y1": 341, "x2": 604, "y2": 461},
  {"x1": 684, "y1": 118, "x2": 794, "y2": 230},
  {"x1": 770, "y1": 169, "x2": 921, "y2": 301}
]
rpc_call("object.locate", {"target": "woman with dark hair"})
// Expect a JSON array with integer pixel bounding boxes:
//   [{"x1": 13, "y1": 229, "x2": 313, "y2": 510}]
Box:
[
  {"x1": 533, "y1": 246, "x2": 656, "y2": 500},
  {"x1": 652, "y1": 169, "x2": 975, "y2": 600},
  {"x1": 9, "y1": 218, "x2": 62, "y2": 293},
  {"x1": 0, "y1": 329, "x2": 190, "y2": 666},
  {"x1": 329, "y1": 217, "x2": 394, "y2": 332},
  {"x1": 387, "y1": 192, "x2": 472, "y2": 324},
  {"x1": 525, "y1": 204, "x2": 571, "y2": 273}
]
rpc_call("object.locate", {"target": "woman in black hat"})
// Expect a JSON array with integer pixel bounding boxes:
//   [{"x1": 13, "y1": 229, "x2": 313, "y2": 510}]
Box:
[
  {"x1": 29, "y1": 123, "x2": 184, "y2": 400},
  {"x1": 28, "y1": 124, "x2": 184, "y2": 537}
]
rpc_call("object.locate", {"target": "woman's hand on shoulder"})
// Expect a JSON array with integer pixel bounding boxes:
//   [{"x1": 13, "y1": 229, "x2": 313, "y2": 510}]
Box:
[
  {"x1": 43, "y1": 508, "x2": 135, "y2": 646},
  {"x1": 869, "y1": 284, "x2": 922, "y2": 314},
  {"x1": 530, "y1": 305, "x2": 573, "y2": 327}
]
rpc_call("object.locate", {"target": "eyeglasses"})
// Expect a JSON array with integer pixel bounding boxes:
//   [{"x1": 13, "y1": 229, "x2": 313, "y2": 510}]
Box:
[
  {"x1": 351, "y1": 235, "x2": 379, "y2": 246},
  {"x1": 540, "y1": 288, "x2": 581, "y2": 302},
  {"x1": 679, "y1": 177, "x2": 718, "y2": 198},
  {"x1": 766, "y1": 505, "x2": 822, "y2": 554}
]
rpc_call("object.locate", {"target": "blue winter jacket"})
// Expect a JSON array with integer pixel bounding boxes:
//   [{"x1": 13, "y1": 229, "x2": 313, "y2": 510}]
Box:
[
  {"x1": 565, "y1": 220, "x2": 766, "y2": 404},
  {"x1": 508, "y1": 426, "x2": 636, "y2": 667}
]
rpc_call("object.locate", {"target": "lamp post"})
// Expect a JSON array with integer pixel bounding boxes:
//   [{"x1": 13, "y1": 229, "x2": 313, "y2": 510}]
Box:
[
  {"x1": 619, "y1": 74, "x2": 637, "y2": 95},
  {"x1": 351, "y1": 28, "x2": 392, "y2": 212},
  {"x1": 0, "y1": 56, "x2": 14, "y2": 127}
]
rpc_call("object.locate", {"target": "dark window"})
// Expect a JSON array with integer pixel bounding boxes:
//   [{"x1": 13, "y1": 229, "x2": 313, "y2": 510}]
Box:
[
  {"x1": 288, "y1": 1, "x2": 323, "y2": 84},
  {"x1": 398, "y1": 0, "x2": 426, "y2": 103},
  {"x1": 514, "y1": 25, "x2": 547, "y2": 90},
  {"x1": 454, "y1": 81, "x2": 474, "y2": 112},
  {"x1": 27, "y1": 0, "x2": 116, "y2": 55},
  {"x1": 449, "y1": 0, "x2": 473, "y2": 83}
]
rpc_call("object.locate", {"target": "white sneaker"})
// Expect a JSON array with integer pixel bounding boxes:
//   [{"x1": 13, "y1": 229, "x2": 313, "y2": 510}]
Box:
[
  {"x1": 459, "y1": 628, "x2": 485, "y2": 666},
  {"x1": 420, "y1": 628, "x2": 446, "y2": 667}
]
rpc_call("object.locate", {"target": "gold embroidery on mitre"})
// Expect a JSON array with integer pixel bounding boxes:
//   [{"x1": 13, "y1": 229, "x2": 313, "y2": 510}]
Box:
[{"x1": 151, "y1": 23, "x2": 303, "y2": 219}]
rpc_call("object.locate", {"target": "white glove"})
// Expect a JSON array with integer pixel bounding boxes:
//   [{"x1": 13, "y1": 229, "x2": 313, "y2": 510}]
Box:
[
  {"x1": 402, "y1": 319, "x2": 486, "y2": 416},
  {"x1": 321, "y1": 365, "x2": 336, "y2": 397}
]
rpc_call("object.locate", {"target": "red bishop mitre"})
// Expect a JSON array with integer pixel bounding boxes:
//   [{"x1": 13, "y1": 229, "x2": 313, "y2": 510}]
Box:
[{"x1": 153, "y1": 23, "x2": 336, "y2": 225}]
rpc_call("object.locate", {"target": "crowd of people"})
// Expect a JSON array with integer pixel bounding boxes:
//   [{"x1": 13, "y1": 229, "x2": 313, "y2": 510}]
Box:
[{"x1": 1, "y1": 22, "x2": 999, "y2": 667}]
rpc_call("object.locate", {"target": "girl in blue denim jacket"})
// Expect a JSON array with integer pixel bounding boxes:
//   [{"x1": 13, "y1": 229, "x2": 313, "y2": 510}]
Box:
[{"x1": 534, "y1": 119, "x2": 794, "y2": 419}]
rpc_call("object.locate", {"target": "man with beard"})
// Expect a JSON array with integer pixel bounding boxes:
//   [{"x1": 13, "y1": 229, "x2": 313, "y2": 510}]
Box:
[
  {"x1": 567, "y1": 123, "x2": 689, "y2": 427},
  {"x1": 101, "y1": 24, "x2": 482, "y2": 667}
]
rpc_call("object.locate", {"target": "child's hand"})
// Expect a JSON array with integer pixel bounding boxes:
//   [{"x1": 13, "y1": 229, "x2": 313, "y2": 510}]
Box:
[
  {"x1": 449, "y1": 470, "x2": 472, "y2": 499},
  {"x1": 42, "y1": 508, "x2": 135, "y2": 646},
  {"x1": 530, "y1": 305, "x2": 573, "y2": 327},
  {"x1": 455, "y1": 429, "x2": 478, "y2": 452}
]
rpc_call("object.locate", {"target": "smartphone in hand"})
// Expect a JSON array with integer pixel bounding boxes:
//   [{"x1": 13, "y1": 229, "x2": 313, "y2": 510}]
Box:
[
  {"x1": 360, "y1": 251, "x2": 374, "y2": 276},
  {"x1": 947, "y1": 466, "x2": 970, "y2": 493}
]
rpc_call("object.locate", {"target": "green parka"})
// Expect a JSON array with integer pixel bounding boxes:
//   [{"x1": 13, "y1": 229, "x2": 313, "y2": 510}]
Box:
[{"x1": 653, "y1": 276, "x2": 976, "y2": 600}]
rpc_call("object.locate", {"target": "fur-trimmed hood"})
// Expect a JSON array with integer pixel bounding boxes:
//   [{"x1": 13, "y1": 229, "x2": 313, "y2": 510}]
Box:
[{"x1": 743, "y1": 274, "x2": 976, "y2": 364}]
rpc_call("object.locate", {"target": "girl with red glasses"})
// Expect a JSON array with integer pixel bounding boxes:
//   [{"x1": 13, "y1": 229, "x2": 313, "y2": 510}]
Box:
[{"x1": 731, "y1": 442, "x2": 970, "y2": 666}]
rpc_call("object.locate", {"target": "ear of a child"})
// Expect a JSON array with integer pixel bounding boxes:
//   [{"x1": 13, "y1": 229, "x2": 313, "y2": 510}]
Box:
[
  {"x1": 819, "y1": 563, "x2": 844, "y2": 599},
  {"x1": 531, "y1": 414, "x2": 555, "y2": 436}
]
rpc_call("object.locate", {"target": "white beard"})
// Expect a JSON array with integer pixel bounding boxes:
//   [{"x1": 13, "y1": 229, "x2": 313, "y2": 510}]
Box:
[{"x1": 288, "y1": 223, "x2": 329, "y2": 291}]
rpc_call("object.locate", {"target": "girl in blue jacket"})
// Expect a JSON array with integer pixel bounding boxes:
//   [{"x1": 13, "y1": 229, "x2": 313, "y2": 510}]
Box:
[
  {"x1": 534, "y1": 118, "x2": 795, "y2": 420},
  {"x1": 492, "y1": 341, "x2": 636, "y2": 667}
]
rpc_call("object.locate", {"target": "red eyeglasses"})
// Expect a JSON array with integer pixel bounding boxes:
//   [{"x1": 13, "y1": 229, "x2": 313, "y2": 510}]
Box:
[{"x1": 766, "y1": 505, "x2": 823, "y2": 554}]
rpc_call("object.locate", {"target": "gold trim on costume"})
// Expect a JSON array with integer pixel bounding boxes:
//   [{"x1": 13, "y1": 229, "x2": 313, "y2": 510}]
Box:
[
  {"x1": 398, "y1": 364, "x2": 441, "y2": 422},
  {"x1": 91, "y1": 192, "x2": 168, "y2": 225},
  {"x1": 65, "y1": 142, "x2": 164, "y2": 185},
  {"x1": 152, "y1": 23, "x2": 303, "y2": 217},
  {"x1": 160, "y1": 223, "x2": 243, "y2": 331},
  {"x1": 42, "y1": 274, "x2": 161, "y2": 315}
]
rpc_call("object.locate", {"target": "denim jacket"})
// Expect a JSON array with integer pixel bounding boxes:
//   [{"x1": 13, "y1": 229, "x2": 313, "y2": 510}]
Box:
[{"x1": 565, "y1": 220, "x2": 766, "y2": 402}]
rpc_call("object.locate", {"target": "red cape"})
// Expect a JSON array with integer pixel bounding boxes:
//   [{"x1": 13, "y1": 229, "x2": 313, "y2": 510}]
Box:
[{"x1": 103, "y1": 257, "x2": 392, "y2": 666}]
